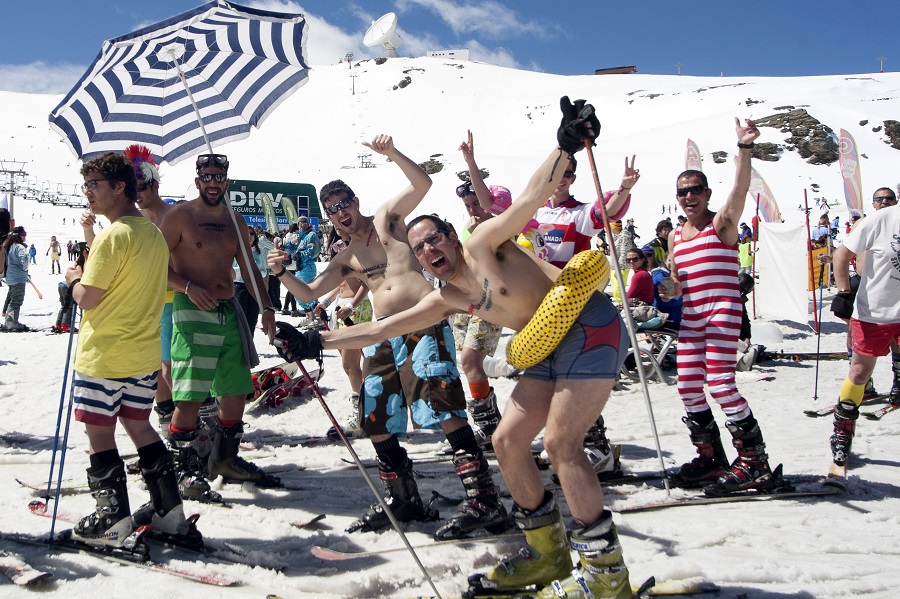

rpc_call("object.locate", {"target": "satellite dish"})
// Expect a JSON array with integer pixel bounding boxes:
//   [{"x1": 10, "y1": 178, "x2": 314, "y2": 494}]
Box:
[{"x1": 364, "y1": 12, "x2": 402, "y2": 58}]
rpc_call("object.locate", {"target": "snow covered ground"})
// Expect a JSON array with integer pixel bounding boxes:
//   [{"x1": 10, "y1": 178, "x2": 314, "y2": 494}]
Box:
[{"x1": 1, "y1": 58, "x2": 900, "y2": 598}]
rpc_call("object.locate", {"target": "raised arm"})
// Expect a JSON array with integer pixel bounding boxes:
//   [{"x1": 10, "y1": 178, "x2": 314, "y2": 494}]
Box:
[
  {"x1": 460, "y1": 130, "x2": 494, "y2": 213},
  {"x1": 599, "y1": 155, "x2": 640, "y2": 221},
  {"x1": 716, "y1": 118, "x2": 760, "y2": 245},
  {"x1": 365, "y1": 134, "x2": 433, "y2": 221}
]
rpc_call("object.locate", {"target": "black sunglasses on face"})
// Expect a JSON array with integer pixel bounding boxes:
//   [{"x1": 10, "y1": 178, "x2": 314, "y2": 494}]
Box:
[
  {"x1": 676, "y1": 184, "x2": 707, "y2": 198},
  {"x1": 325, "y1": 196, "x2": 354, "y2": 215},
  {"x1": 137, "y1": 181, "x2": 150, "y2": 192},
  {"x1": 873, "y1": 196, "x2": 896, "y2": 204},
  {"x1": 198, "y1": 173, "x2": 227, "y2": 183},
  {"x1": 412, "y1": 230, "x2": 449, "y2": 256}
]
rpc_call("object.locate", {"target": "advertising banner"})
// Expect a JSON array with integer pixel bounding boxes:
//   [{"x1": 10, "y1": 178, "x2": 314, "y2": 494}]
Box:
[{"x1": 227, "y1": 179, "x2": 320, "y2": 232}]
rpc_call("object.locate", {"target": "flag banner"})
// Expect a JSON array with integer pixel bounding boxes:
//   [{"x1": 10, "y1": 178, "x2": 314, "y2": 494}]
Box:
[
  {"x1": 749, "y1": 167, "x2": 781, "y2": 222},
  {"x1": 838, "y1": 129, "x2": 864, "y2": 217},
  {"x1": 685, "y1": 139, "x2": 702, "y2": 171}
]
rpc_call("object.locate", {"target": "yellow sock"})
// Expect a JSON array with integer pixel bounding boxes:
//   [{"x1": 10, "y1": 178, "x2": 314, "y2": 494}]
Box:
[{"x1": 839, "y1": 378, "x2": 865, "y2": 407}]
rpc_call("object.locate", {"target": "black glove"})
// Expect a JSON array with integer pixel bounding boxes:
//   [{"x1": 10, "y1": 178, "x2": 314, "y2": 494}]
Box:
[
  {"x1": 831, "y1": 292, "x2": 854, "y2": 320},
  {"x1": 557, "y1": 96, "x2": 601, "y2": 154},
  {"x1": 274, "y1": 321, "x2": 324, "y2": 362}
]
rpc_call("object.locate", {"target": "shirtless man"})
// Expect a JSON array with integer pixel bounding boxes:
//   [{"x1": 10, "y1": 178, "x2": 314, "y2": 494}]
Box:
[
  {"x1": 268, "y1": 134, "x2": 505, "y2": 540},
  {"x1": 275, "y1": 100, "x2": 634, "y2": 598},
  {"x1": 160, "y1": 153, "x2": 279, "y2": 493}
]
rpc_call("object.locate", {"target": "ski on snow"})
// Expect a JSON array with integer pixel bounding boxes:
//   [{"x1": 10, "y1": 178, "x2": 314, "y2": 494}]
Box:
[
  {"x1": 861, "y1": 404, "x2": 899, "y2": 420},
  {"x1": 0, "y1": 530, "x2": 239, "y2": 586},
  {"x1": 759, "y1": 350, "x2": 848, "y2": 363},
  {"x1": 0, "y1": 550, "x2": 52, "y2": 586},
  {"x1": 27, "y1": 500, "x2": 279, "y2": 571},
  {"x1": 804, "y1": 394, "x2": 891, "y2": 418}
]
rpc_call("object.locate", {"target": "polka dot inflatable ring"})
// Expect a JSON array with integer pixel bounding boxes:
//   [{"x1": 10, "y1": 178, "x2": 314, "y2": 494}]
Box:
[{"x1": 506, "y1": 250, "x2": 611, "y2": 369}]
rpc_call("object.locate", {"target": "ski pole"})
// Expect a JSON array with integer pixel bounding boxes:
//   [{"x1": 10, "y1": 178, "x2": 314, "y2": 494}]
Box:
[
  {"x1": 582, "y1": 139, "x2": 670, "y2": 494},
  {"x1": 813, "y1": 263, "x2": 826, "y2": 402},
  {"x1": 45, "y1": 304, "x2": 80, "y2": 541},
  {"x1": 290, "y1": 357, "x2": 443, "y2": 599}
]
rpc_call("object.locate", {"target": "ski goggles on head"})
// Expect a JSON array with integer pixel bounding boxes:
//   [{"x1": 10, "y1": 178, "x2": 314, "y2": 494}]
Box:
[
  {"x1": 456, "y1": 182, "x2": 474, "y2": 197},
  {"x1": 196, "y1": 154, "x2": 229, "y2": 172}
]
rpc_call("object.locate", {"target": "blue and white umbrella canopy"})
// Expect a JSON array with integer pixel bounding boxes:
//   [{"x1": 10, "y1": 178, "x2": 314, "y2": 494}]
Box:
[{"x1": 49, "y1": 0, "x2": 309, "y2": 165}]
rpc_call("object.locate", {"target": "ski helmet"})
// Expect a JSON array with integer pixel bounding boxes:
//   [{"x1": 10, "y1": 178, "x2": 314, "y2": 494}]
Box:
[{"x1": 739, "y1": 272, "x2": 754, "y2": 294}]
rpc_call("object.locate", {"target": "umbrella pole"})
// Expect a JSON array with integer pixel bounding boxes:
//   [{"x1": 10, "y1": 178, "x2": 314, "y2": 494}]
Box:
[{"x1": 174, "y1": 55, "x2": 269, "y2": 317}]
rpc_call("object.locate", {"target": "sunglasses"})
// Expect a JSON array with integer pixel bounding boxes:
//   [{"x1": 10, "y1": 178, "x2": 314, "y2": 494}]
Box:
[
  {"x1": 456, "y1": 182, "x2": 474, "y2": 198},
  {"x1": 136, "y1": 181, "x2": 150, "y2": 192},
  {"x1": 196, "y1": 154, "x2": 229, "y2": 169},
  {"x1": 625, "y1": 256, "x2": 643, "y2": 263},
  {"x1": 676, "y1": 184, "x2": 707, "y2": 198},
  {"x1": 198, "y1": 173, "x2": 227, "y2": 183},
  {"x1": 563, "y1": 170, "x2": 575, "y2": 179},
  {"x1": 412, "y1": 229, "x2": 449, "y2": 256},
  {"x1": 81, "y1": 179, "x2": 108, "y2": 193},
  {"x1": 324, "y1": 196, "x2": 354, "y2": 215},
  {"x1": 873, "y1": 196, "x2": 896, "y2": 204}
]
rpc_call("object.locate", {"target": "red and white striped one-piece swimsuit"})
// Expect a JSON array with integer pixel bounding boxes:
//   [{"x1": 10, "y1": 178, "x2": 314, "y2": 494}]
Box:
[{"x1": 672, "y1": 218, "x2": 750, "y2": 419}]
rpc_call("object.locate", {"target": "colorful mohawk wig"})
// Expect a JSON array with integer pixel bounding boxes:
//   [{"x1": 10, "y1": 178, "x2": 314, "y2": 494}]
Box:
[{"x1": 123, "y1": 144, "x2": 160, "y2": 185}]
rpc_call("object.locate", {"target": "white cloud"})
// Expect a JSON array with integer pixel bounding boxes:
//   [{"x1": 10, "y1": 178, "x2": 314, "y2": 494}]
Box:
[
  {"x1": 395, "y1": 0, "x2": 558, "y2": 40},
  {"x1": 0, "y1": 62, "x2": 85, "y2": 95}
]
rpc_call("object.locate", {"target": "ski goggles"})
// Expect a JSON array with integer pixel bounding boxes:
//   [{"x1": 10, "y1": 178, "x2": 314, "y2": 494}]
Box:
[
  {"x1": 196, "y1": 154, "x2": 229, "y2": 172},
  {"x1": 456, "y1": 182, "x2": 474, "y2": 197}
]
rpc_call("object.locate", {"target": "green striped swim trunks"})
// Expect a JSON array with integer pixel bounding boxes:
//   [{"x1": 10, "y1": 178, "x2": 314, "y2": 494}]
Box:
[{"x1": 170, "y1": 294, "x2": 253, "y2": 403}]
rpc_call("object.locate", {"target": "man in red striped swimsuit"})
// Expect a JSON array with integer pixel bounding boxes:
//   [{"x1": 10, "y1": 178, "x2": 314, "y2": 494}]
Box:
[{"x1": 662, "y1": 118, "x2": 778, "y2": 494}]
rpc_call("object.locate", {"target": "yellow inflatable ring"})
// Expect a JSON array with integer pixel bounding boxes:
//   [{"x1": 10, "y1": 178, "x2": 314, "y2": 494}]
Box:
[{"x1": 506, "y1": 250, "x2": 611, "y2": 369}]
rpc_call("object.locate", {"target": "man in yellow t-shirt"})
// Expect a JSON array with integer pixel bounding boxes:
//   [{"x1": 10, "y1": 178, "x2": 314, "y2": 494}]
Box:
[{"x1": 64, "y1": 152, "x2": 200, "y2": 551}]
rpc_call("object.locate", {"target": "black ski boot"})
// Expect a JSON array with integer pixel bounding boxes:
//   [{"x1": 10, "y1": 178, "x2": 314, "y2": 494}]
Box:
[
  {"x1": 890, "y1": 355, "x2": 900, "y2": 407},
  {"x1": 707, "y1": 415, "x2": 776, "y2": 494},
  {"x1": 674, "y1": 414, "x2": 729, "y2": 487},
  {"x1": 830, "y1": 401, "x2": 859, "y2": 466},
  {"x1": 154, "y1": 403, "x2": 174, "y2": 443},
  {"x1": 469, "y1": 389, "x2": 502, "y2": 450},
  {"x1": 207, "y1": 421, "x2": 281, "y2": 487},
  {"x1": 132, "y1": 453, "x2": 203, "y2": 549},
  {"x1": 346, "y1": 458, "x2": 439, "y2": 533},
  {"x1": 71, "y1": 461, "x2": 137, "y2": 549},
  {"x1": 168, "y1": 428, "x2": 221, "y2": 503},
  {"x1": 583, "y1": 415, "x2": 621, "y2": 477},
  {"x1": 434, "y1": 450, "x2": 509, "y2": 540}
]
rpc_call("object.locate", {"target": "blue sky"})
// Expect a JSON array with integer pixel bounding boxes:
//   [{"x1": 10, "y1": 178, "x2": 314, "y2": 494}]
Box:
[{"x1": 0, "y1": 0, "x2": 895, "y2": 94}]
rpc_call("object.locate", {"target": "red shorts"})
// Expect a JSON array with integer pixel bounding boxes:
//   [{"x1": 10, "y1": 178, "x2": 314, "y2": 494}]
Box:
[{"x1": 850, "y1": 319, "x2": 900, "y2": 357}]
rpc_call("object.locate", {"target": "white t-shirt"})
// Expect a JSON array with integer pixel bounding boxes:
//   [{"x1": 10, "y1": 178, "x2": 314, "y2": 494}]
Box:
[{"x1": 842, "y1": 205, "x2": 900, "y2": 324}]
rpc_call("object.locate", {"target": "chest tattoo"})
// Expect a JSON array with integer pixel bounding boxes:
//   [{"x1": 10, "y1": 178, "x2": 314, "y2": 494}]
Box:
[
  {"x1": 360, "y1": 262, "x2": 387, "y2": 279},
  {"x1": 469, "y1": 278, "x2": 493, "y2": 313}
]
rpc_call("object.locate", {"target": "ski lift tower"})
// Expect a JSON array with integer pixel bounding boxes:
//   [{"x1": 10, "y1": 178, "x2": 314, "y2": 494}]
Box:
[
  {"x1": 0, "y1": 159, "x2": 28, "y2": 230},
  {"x1": 363, "y1": 13, "x2": 402, "y2": 58}
]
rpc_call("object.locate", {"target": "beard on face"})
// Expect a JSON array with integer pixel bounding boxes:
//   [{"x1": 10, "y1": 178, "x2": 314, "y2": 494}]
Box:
[{"x1": 199, "y1": 186, "x2": 223, "y2": 206}]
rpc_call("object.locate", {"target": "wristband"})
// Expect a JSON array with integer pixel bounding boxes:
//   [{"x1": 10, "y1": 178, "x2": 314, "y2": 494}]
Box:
[
  {"x1": 263, "y1": 306, "x2": 276, "y2": 313},
  {"x1": 737, "y1": 142, "x2": 755, "y2": 149},
  {"x1": 838, "y1": 289, "x2": 851, "y2": 293},
  {"x1": 185, "y1": 280, "x2": 191, "y2": 295},
  {"x1": 274, "y1": 267, "x2": 287, "y2": 278}
]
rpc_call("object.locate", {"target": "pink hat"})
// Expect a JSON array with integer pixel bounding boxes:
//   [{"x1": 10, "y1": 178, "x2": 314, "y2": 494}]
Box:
[{"x1": 488, "y1": 185, "x2": 512, "y2": 215}]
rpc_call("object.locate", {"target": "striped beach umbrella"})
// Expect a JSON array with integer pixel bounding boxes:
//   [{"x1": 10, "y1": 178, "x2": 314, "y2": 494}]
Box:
[{"x1": 49, "y1": 0, "x2": 309, "y2": 165}]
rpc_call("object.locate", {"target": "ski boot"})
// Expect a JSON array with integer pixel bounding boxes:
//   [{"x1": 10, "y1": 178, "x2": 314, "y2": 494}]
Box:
[
  {"x1": 71, "y1": 461, "x2": 136, "y2": 549},
  {"x1": 439, "y1": 389, "x2": 502, "y2": 454},
  {"x1": 346, "y1": 457, "x2": 439, "y2": 533},
  {"x1": 155, "y1": 403, "x2": 175, "y2": 443},
  {"x1": 2, "y1": 309, "x2": 27, "y2": 332},
  {"x1": 534, "y1": 511, "x2": 632, "y2": 599},
  {"x1": 169, "y1": 428, "x2": 222, "y2": 503},
  {"x1": 673, "y1": 413, "x2": 729, "y2": 488},
  {"x1": 890, "y1": 355, "x2": 900, "y2": 407},
  {"x1": 326, "y1": 392, "x2": 365, "y2": 441},
  {"x1": 132, "y1": 452, "x2": 203, "y2": 549},
  {"x1": 706, "y1": 415, "x2": 776, "y2": 495},
  {"x1": 434, "y1": 450, "x2": 509, "y2": 540},
  {"x1": 830, "y1": 401, "x2": 859, "y2": 466},
  {"x1": 207, "y1": 420, "x2": 281, "y2": 487},
  {"x1": 583, "y1": 416, "x2": 621, "y2": 478},
  {"x1": 863, "y1": 377, "x2": 878, "y2": 399},
  {"x1": 466, "y1": 492, "x2": 573, "y2": 596}
]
